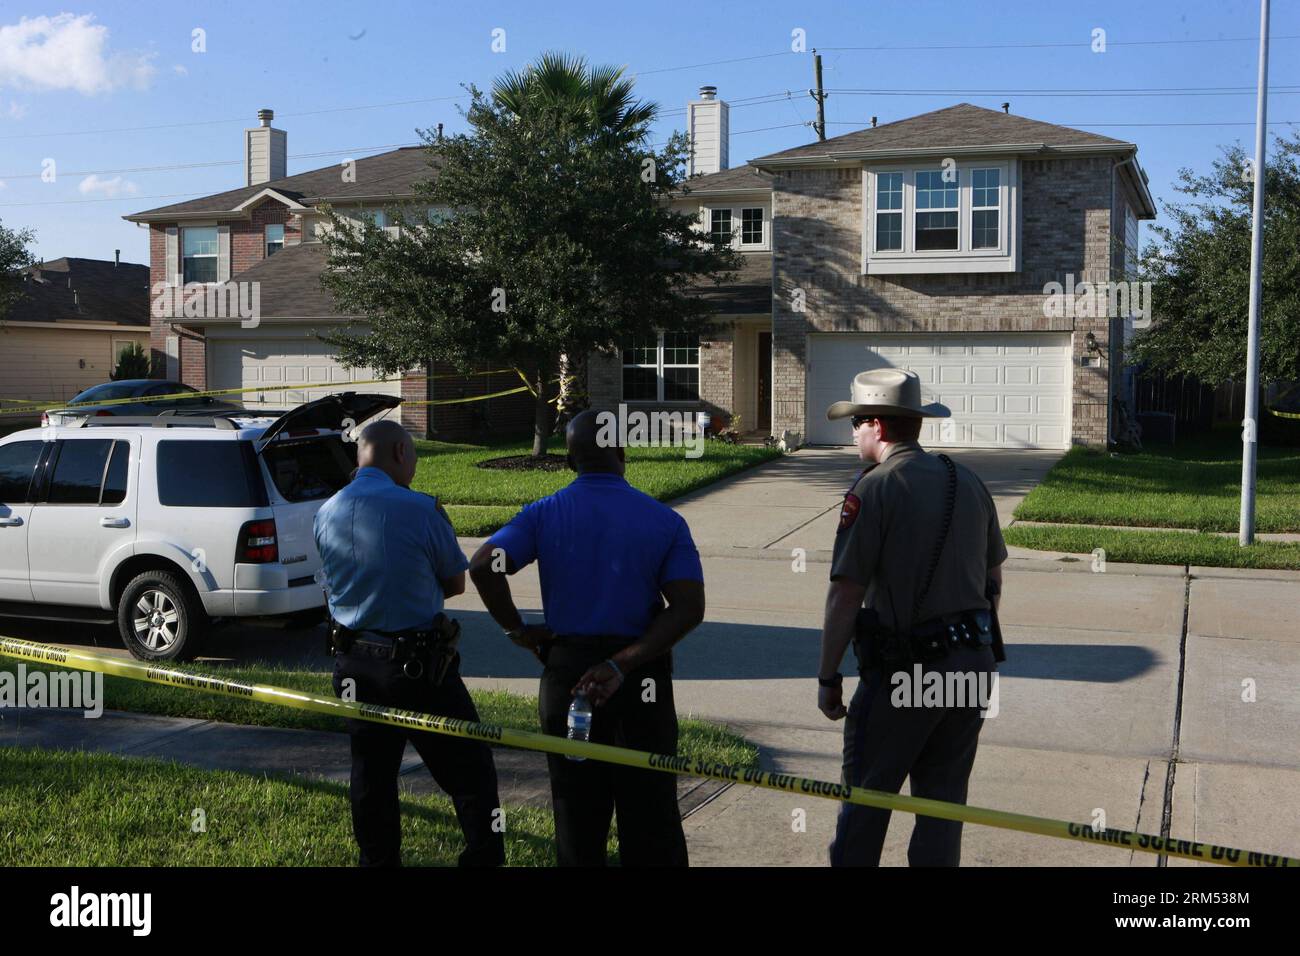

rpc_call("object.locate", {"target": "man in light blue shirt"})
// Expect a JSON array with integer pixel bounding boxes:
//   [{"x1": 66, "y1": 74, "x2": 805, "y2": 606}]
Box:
[{"x1": 314, "y1": 419, "x2": 503, "y2": 867}]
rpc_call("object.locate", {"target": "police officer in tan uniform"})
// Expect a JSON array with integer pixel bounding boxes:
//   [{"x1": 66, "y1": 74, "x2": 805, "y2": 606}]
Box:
[{"x1": 816, "y1": 368, "x2": 1007, "y2": 867}]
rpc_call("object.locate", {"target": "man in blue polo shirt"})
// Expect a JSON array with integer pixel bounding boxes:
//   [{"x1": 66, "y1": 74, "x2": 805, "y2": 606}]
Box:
[
  {"x1": 316, "y1": 418, "x2": 504, "y2": 867},
  {"x1": 469, "y1": 409, "x2": 706, "y2": 866}
]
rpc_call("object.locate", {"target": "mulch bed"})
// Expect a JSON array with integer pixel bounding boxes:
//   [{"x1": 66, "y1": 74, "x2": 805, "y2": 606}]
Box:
[{"x1": 476, "y1": 453, "x2": 571, "y2": 472}]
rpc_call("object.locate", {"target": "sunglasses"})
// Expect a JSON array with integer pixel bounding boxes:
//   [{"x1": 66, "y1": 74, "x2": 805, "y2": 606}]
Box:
[{"x1": 851, "y1": 415, "x2": 879, "y2": 429}]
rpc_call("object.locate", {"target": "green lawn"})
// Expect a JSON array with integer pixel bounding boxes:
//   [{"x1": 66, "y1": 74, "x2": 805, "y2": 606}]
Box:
[
  {"x1": 0, "y1": 659, "x2": 760, "y2": 770},
  {"x1": 1013, "y1": 430, "x2": 1300, "y2": 533},
  {"x1": 1003, "y1": 524, "x2": 1300, "y2": 571},
  {"x1": 413, "y1": 437, "x2": 781, "y2": 536},
  {"x1": 0, "y1": 746, "x2": 586, "y2": 866}
]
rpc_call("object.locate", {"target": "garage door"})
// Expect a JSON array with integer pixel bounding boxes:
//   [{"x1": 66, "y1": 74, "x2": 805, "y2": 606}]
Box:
[
  {"x1": 209, "y1": 337, "x2": 402, "y2": 410},
  {"x1": 806, "y1": 333, "x2": 1072, "y2": 448}
]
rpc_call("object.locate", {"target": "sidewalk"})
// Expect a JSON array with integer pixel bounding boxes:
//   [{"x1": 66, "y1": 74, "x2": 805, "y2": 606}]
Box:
[{"x1": 0, "y1": 706, "x2": 719, "y2": 815}]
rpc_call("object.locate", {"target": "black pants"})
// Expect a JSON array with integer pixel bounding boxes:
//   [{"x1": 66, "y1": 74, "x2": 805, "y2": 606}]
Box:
[
  {"x1": 830, "y1": 644, "x2": 995, "y2": 867},
  {"x1": 538, "y1": 639, "x2": 688, "y2": 867},
  {"x1": 332, "y1": 650, "x2": 505, "y2": 867}
]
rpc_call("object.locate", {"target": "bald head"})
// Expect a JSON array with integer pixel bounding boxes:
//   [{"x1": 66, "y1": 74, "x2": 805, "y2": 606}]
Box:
[
  {"x1": 357, "y1": 418, "x2": 417, "y2": 487},
  {"x1": 566, "y1": 408, "x2": 624, "y2": 475}
]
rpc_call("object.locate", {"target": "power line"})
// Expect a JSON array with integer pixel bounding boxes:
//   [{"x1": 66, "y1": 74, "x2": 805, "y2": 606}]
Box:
[
  {"x1": 827, "y1": 85, "x2": 1300, "y2": 98},
  {"x1": 633, "y1": 51, "x2": 795, "y2": 77},
  {"x1": 0, "y1": 95, "x2": 466, "y2": 141},
  {"x1": 819, "y1": 34, "x2": 1300, "y2": 52},
  {"x1": 826, "y1": 119, "x2": 1300, "y2": 128},
  {"x1": 0, "y1": 143, "x2": 419, "y2": 182}
]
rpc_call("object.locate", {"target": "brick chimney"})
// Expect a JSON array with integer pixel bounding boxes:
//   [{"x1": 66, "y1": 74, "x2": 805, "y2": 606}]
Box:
[
  {"x1": 245, "y1": 108, "x2": 287, "y2": 186},
  {"x1": 687, "y1": 85, "x2": 729, "y2": 177}
]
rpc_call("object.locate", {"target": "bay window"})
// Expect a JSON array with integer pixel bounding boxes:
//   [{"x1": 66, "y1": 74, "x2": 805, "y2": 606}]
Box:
[{"x1": 866, "y1": 161, "x2": 1016, "y2": 273}]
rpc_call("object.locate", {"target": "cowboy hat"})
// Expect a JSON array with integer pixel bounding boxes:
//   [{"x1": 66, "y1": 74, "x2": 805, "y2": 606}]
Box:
[{"x1": 826, "y1": 368, "x2": 951, "y2": 420}]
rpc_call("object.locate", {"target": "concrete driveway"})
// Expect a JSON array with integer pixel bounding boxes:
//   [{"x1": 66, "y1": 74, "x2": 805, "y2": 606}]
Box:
[{"x1": 671, "y1": 445, "x2": 1062, "y2": 555}]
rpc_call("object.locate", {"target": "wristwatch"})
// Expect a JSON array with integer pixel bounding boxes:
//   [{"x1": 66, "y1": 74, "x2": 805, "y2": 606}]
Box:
[{"x1": 818, "y1": 673, "x2": 843, "y2": 688}]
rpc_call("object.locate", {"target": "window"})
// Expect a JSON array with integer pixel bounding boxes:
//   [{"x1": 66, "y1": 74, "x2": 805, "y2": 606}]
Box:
[
  {"x1": 265, "y1": 223, "x2": 284, "y2": 257},
  {"x1": 866, "y1": 162, "x2": 1014, "y2": 272},
  {"x1": 157, "y1": 441, "x2": 268, "y2": 508},
  {"x1": 357, "y1": 209, "x2": 386, "y2": 228},
  {"x1": 741, "y1": 207, "x2": 764, "y2": 245},
  {"x1": 102, "y1": 442, "x2": 129, "y2": 505},
  {"x1": 47, "y1": 439, "x2": 128, "y2": 506},
  {"x1": 971, "y1": 168, "x2": 1000, "y2": 249},
  {"x1": 0, "y1": 441, "x2": 42, "y2": 503},
  {"x1": 915, "y1": 170, "x2": 959, "y2": 251},
  {"x1": 182, "y1": 227, "x2": 219, "y2": 284},
  {"x1": 262, "y1": 435, "x2": 356, "y2": 503},
  {"x1": 875, "y1": 172, "x2": 903, "y2": 251},
  {"x1": 709, "y1": 208, "x2": 732, "y2": 247},
  {"x1": 621, "y1": 332, "x2": 700, "y2": 402}
]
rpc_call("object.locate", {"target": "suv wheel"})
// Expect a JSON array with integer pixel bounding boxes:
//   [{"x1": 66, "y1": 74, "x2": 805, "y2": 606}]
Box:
[{"x1": 117, "y1": 570, "x2": 208, "y2": 662}]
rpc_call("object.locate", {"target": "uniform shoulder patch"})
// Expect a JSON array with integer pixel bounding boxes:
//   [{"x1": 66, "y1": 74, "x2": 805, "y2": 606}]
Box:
[{"x1": 838, "y1": 493, "x2": 861, "y2": 533}]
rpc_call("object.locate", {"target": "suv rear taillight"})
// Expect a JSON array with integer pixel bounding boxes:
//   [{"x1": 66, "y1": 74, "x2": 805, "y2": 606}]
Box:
[{"x1": 237, "y1": 519, "x2": 279, "y2": 563}]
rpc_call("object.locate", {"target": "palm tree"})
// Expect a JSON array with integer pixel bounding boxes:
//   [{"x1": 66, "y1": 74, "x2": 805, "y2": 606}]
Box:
[
  {"x1": 492, "y1": 52, "x2": 657, "y2": 146},
  {"x1": 493, "y1": 53, "x2": 660, "y2": 430}
]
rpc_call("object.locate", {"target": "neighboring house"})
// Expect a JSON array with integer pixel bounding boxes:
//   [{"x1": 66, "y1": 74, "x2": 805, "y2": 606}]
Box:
[
  {"x1": 0, "y1": 256, "x2": 150, "y2": 418},
  {"x1": 588, "y1": 91, "x2": 1158, "y2": 449},
  {"x1": 123, "y1": 109, "x2": 531, "y2": 438}
]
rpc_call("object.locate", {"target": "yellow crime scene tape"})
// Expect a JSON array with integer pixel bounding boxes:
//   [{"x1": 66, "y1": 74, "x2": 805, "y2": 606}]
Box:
[
  {"x1": 1, "y1": 636, "x2": 1293, "y2": 868},
  {"x1": 0, "y1": 369, "x2": 525, "y2": 418}
]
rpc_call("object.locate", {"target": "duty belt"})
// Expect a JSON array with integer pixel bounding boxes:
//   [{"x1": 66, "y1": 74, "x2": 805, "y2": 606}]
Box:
[
  {"x1": 327, "y1": 614, "x2": 461, "y2": 683},
  {"x1": 854, "y1": 607, "x2": 995, "y2": 670}
]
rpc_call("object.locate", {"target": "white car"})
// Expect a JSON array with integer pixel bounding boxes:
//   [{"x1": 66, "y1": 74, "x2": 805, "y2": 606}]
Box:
[{"x1": 0, "y1": 393, "x2": 400, "y2": 661}]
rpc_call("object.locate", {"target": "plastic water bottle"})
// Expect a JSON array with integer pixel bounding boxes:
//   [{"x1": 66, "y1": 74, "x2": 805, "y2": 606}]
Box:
[{"x1": 566, "y1": 692, "x2": 592, "y2": 762}]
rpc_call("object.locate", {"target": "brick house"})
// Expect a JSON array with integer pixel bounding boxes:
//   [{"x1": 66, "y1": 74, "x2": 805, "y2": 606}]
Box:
[
  {"x1": 123, "y1": 109, "x2": 532, "y2": 439},
  {"x1": 588, "y1": 94, "x2": 1157, "y2": 449}
]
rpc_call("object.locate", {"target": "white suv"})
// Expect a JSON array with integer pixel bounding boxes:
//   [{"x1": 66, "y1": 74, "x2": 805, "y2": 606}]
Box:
[{"x1": 0, "y1": 393, "x2": 400, "y2": 661}]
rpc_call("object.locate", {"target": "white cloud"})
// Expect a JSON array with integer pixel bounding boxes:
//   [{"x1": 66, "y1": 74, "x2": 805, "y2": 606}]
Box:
[
  {"x1": 172, "y1": 63, "x2": 187, "y2": 76},
  {"x1": 5, "y1": 99, "x2": 26, "y2": 119},
  {"x1": 0, "y1": 14, "x2": 155, "y2": 94},
  {"x1": 78, "y1": 174, "x2": 138, "y2": 198}
]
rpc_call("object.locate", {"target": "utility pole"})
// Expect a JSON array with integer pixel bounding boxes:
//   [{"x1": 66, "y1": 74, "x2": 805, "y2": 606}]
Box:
[
  {"x1": 811, "y1": 49, "x2": 827, "y2": 140},
  {"x1": 1240, "y1": 0, "x2": 1271, "y2": 546}
]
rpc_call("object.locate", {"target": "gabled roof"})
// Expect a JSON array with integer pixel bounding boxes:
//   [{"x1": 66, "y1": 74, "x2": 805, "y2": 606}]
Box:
[
  {"x1": 754, "y1": 103, "x2": 1134, "y2": 164},
  {"x1": 124, "y1": 147, "x2": 441, "y2": 222},
  {"x1": 7, "y1": 257, "x2": 149, "y2": 326}
]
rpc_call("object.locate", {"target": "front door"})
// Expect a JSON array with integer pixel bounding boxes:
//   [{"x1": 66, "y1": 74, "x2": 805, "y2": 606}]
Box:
[{"x1": 757, "y1": 331, "x2": 772, "y2": 431}]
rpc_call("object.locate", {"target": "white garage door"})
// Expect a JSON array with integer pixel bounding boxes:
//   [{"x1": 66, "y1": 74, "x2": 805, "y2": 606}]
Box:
[
  {"x1": 209, "y1": 337, "x2": 402, "y2": 410},
  {"x1": 806, "y1": 333, "x2": 1072, "y2": 448}
]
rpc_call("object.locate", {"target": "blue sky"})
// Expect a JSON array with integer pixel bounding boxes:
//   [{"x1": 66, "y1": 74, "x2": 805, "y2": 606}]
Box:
[{"x1": 0, "y1": 0, "x2": 1295, "y2": 265}]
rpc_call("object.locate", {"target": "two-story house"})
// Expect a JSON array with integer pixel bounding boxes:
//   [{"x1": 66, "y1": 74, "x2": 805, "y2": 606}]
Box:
[
  {"x1": 123, "y1": 109, "x2": 532, "y2": 438},
  {"x1": 589, "y1": 92, "x2": 1157, "y2": 449}
]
